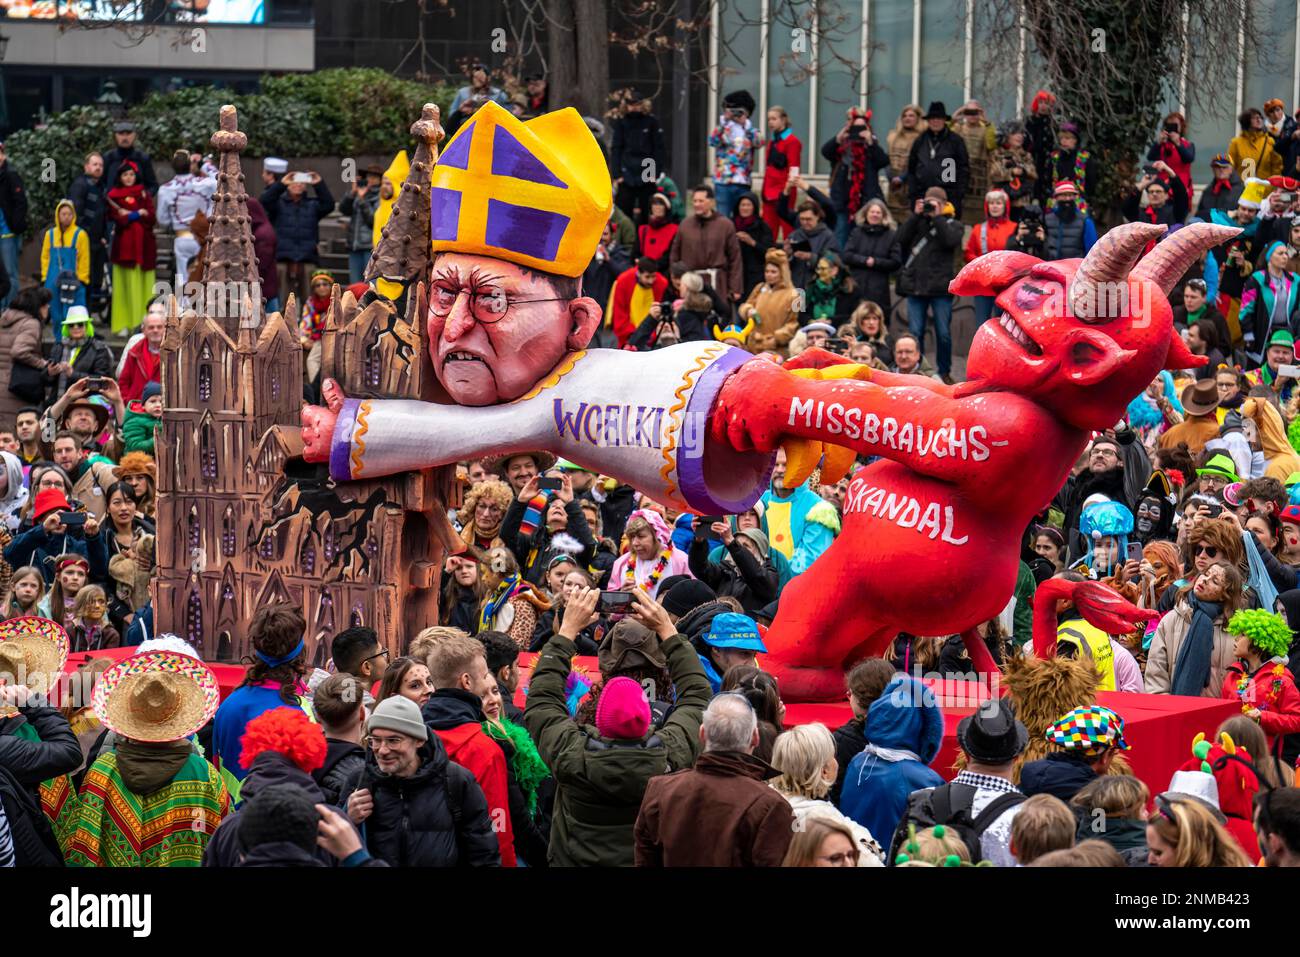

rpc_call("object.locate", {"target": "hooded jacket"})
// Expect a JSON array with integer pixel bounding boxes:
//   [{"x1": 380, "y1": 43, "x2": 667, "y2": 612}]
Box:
[
  {"x1": 340, "y1": 733, "x2": 500, "y2": 867},
  {"x1": 421, "y1": 688, "x2": 516, "y2": 866},
  {"x1": 1019, "y1": 749, "x2": 1100, "y2": 802},
  {"x1": 838, "y1": 675, "x2": 945, "y2": 844},
  {"x1": 40, "y1": 200, "x2": 90, "y2": 286},
  {"x1": 635, "y1": 750, "x2": 795, "y2": 866},
  {"x1": 314, "y1": 737, "x2": 366, "y2": 806},
  {"x1": 740, "y1": 249, "x2": 801, "y2": 353},
  {"x1": 524, "y1": 630, "x2": 711, "y2": 866},
  {"x1": 203, "y1": 750, "x2": 330, "y2": 867},
  {"x1": 963, "y1": 194, "x2": 1017, "y2": 262},
  {"x1": 686, "y1": 528, "x2": 779, "y2": 613}
]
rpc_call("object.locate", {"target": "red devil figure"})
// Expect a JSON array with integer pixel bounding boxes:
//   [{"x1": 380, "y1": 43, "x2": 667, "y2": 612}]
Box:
[{"x1": 713, "y1": 221, "x2": 1239, "y2": 701}]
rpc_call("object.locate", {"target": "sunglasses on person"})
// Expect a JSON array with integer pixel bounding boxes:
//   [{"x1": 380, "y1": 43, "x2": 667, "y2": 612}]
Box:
[{"x1": 1194, "y1": 545, "x2": 1219, "y2": 558}]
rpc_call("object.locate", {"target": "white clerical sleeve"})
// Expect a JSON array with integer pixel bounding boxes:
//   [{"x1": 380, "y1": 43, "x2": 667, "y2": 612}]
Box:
[{"x1": 329, "y1": 341, "x2": 774, "y2": 515}]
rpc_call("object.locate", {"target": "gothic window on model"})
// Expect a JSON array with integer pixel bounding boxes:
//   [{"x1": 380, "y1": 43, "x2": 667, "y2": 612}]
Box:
[
  {"x1": 323, "y1": 523, "x2": 338, "y2": 563},
  {"x1": 221, "y1": 506, "x2": 237, "y2": 556},
  {"x1": 201, "y1": 421, "x2": 218, "y2": 481},
  {"x1": 260, "y1": 528, "x2": 275, "y2": 560},
  {"x1": 187, "y1": 506, "x2": 200, "y2": 551},
  {"x1": 186, "y1": 588, "x2": 204, "y2": 654},
  {"x1": 198, "y1": 362, "x2": 212, "y2": 402},
  {"x1": 300, "y1": 538, "x2": 316, "y2": 576},
  {"x1": 318, "y1": 591, "x2": 335, "y2": 633},
  {"x1": 350, "y1": 604, "x2": 364, "y2": 629},
  {"x1": 363, "y1": 329, "x2": 382, "y2": 388},
  {"x1": 271, "y1": 371, "x2": 280, "y2": 402}
]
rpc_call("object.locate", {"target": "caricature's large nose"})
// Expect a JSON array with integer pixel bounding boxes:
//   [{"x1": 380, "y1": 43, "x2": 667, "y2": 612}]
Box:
[{"x1": 443, "y1": 292, "x2": 477, "y2": 342}]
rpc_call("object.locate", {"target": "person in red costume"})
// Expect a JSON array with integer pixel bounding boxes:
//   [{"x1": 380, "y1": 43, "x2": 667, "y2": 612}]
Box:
[{"x1": 710, "y1": 221, "x2": 1237, "y2": 700}]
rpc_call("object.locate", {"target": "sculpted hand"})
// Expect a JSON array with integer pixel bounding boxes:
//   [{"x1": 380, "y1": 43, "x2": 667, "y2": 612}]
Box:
[
  {"x1": 711, "y1": 358, "x2": 796, "y2": 454},
  {"x1": 302, "y1": 378, "x2": 346, "y2": 463}
]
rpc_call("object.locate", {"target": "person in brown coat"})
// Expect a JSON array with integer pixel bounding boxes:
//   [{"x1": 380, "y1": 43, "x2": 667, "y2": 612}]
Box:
[
  {"x1": 1157, "y1": 379, "x2": 1222, "y2": 457},
  {"x1": 669, "y1": 185, "x2": 743, "y2": 305},
  {"x1": 0, "y1": 286, "x2": 54, "y2": 430},
  {"x1": 634, "y1": 692, "x2": 794, "y2": 866}
]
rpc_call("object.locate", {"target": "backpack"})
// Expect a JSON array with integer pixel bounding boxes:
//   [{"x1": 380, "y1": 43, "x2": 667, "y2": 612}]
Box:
[{"x1": 889, "y1": 782, "x2": 1026, "y2": 864}]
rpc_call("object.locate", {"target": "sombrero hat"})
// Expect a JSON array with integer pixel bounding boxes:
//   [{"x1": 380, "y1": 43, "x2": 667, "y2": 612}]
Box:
[
  {"x1": 480, "y1": 449, "x2": 558, "y2": 476},
  {"x1": 0, "y1": 617, "x2": 70, "y2": 699},
  {"x1": 92, "y1": 651, "x2": 219, "y2": 743}
]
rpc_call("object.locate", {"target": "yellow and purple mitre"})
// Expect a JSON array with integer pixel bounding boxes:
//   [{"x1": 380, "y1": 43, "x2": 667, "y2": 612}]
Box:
[{"x1": 430, "y1": 102, "x2": 612, "y2": 278}]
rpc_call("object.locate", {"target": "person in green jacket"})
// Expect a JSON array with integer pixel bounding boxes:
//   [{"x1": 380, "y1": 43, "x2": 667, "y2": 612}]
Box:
[
  {"x1": 524, "y1": 586, "x2": 711, "y2": 867},
  {"x1": 121, "y1": 381, "x2": 161, "y2": 455}
]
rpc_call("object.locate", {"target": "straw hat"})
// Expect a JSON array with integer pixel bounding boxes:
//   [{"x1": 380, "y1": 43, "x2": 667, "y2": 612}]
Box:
[
  {"x1": 92, "y1": 651, "x2": 220, "y2": 743},
  {"x1": 0, "y1": 616, "x2": 70, "y2": 698}
]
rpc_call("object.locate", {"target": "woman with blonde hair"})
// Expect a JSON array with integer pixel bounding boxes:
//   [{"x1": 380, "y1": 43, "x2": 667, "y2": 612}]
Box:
[
  {"x1": 849, "y1": 298, "x2": 894, "y2": 367},
  {"x1": 842, "y1": 198, "x2": 899, "y2": 315},
  {"x1": 885, "y1": 104, "x2": 924, "y2": 222},
  {"x1": 781, "y1": 814, "x2": 862, "y2": 867},
  {"x1": 737, "y1": 247, "x2": 801, "y2": 355},
  {"x1": 458, "y1": 479, "x2": 513, "y2": 552},
  {"x1": 770, "y1": 722, "x2": 883, "y2": 865},
  {"x1": 1146, "y1": 795, "x2": 1253, "y2": 867}
]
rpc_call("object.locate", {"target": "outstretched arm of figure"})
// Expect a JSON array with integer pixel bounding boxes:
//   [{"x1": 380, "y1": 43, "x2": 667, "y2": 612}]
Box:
[
  {"x1": 301, "y1": 379, "x2": 556, "y2": 480},
  {"x1": 709, "y1": 353, "x2": 1046, "y2": 486}
]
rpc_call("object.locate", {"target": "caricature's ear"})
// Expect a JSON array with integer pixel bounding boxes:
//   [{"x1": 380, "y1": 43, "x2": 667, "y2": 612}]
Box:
[
  {"x1": 949, "y1": 251, "x2": 1042, "y2": 297},
  {"x1": 1062, "y1": 327, "x2": 1137, "y2": 387},
  {"x1": 566, "y1": 296, "x2": 602, "y2": 350}
]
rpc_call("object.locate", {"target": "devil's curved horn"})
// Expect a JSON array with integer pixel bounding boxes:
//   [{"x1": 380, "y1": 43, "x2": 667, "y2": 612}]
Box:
[
  {"x1": 1131, "y1": 222, "x2": 1243, "y2": 295},
  {"x1": 1070, "y1": 222, "x2": 1167, "y2": 322}
]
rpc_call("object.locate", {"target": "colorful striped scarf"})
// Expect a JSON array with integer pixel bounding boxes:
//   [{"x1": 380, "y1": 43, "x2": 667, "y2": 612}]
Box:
[
  {"x1": 518, "y1": 492, "x2": 549, "y2": 538},
  {"x1": 66, "y1": 751, "x2": 229, "y2": 867}
]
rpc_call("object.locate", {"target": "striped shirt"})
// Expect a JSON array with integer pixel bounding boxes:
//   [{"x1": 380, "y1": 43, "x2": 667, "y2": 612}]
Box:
[{"x1": 0, "y1": 802, "x2": 14, "y2": 867}]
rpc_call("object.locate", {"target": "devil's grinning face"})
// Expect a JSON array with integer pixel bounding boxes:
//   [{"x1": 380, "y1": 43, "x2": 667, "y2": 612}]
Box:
[{"x1": 965, "y1": 259, "x2": 1178, "y2": 433}]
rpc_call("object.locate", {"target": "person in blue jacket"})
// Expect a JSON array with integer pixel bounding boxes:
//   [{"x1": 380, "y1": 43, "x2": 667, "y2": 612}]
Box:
[{"x1": 838, "y1": 674, "x2": 945, "y2": 845}]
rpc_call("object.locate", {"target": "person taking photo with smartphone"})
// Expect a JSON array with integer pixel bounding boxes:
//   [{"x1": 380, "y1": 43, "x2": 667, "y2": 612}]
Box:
[{"x1": 523, "y1": 585, "x2": 711, "y2": 866}]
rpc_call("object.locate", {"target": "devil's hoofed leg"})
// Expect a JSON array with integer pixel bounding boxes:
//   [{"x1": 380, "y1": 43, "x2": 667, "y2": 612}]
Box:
[{"x1": 763, "y1": 559, "x2": 898, "y2": 702}]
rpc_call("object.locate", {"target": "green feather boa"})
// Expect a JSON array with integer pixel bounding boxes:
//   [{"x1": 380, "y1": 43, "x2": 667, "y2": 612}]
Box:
[{"x1": 482, "y1": 717, "x2": 549, "y2": 817}]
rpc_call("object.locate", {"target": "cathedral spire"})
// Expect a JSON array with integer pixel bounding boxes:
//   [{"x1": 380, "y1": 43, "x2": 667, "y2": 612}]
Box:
[
  {"x1": 366, "y1": 103, "x2": 443, "y2": 293},
  {"x1": 202, "y1": 104, "x2": 261, "y2": 329}
]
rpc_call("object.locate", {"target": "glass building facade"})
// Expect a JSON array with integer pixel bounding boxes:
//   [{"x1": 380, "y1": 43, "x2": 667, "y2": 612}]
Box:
[{"x1": 710, "y1": 0, "x2": 1300, "y2": 186}]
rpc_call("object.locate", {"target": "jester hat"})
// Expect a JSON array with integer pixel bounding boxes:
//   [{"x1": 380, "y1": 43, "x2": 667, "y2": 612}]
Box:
[{"x1": 429, "y1": 101, "x2": 612, "y2": 277}]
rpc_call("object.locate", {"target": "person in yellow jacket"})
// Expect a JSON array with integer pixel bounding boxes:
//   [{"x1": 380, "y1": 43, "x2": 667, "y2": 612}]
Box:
[
  {"x1": 40, "y1": 199, "x2": 89, "y2": 342},
  {"x1": 1228, "y1": 108, "x2": 1283, "y2": 181}
]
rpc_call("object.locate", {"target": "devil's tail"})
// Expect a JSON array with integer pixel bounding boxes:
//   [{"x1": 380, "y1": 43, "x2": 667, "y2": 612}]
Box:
[{"x1": 1031, "y1": 578, "x2": 1158, "y2": 658}]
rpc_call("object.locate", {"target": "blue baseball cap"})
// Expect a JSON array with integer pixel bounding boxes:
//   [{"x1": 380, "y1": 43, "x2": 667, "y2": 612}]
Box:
[{"x1": 702, "y1": 613, "x2": 767, "y2": 653}]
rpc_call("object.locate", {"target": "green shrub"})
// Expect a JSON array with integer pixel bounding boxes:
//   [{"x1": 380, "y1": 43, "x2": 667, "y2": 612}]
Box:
[{"x1": 3, "y1": 69, "x2": 456, "y2": 237}]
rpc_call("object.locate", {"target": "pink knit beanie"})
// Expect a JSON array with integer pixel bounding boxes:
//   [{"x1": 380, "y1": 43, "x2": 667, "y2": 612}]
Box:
[{"x1": 595, "y1": 676, "x2": 651, "y2": 740}]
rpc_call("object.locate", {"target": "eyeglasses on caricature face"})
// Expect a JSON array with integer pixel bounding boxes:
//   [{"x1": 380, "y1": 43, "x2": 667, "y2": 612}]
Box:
[{"x1": 430, "y1": 279, "x2": 567, "y2": 324}]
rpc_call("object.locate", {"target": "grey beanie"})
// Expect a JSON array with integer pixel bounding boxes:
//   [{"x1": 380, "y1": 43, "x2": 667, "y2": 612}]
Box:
[{"x1": 367, "y1": 695, "x2": 428, "y2": 742}]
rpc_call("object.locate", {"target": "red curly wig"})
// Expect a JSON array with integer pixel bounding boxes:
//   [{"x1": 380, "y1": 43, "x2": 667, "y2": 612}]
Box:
[{"x1": 239, "y1": 707, "x2": 327, "y2": 773}]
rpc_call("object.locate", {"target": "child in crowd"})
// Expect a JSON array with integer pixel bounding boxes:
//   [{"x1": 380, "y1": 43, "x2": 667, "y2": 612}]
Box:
[
  {"x1": 121, "y1": 381, "x2": 163, "y2": 455},
  {"x1": 3, "y1": 565, "x2": 45, "y2": 620},
  {"x1": 68, "y1": 583, "x2": 120, "y2": 652},
  {"x1": 1221, "y1": 609, "x2": 1300, "y2": 752}
]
